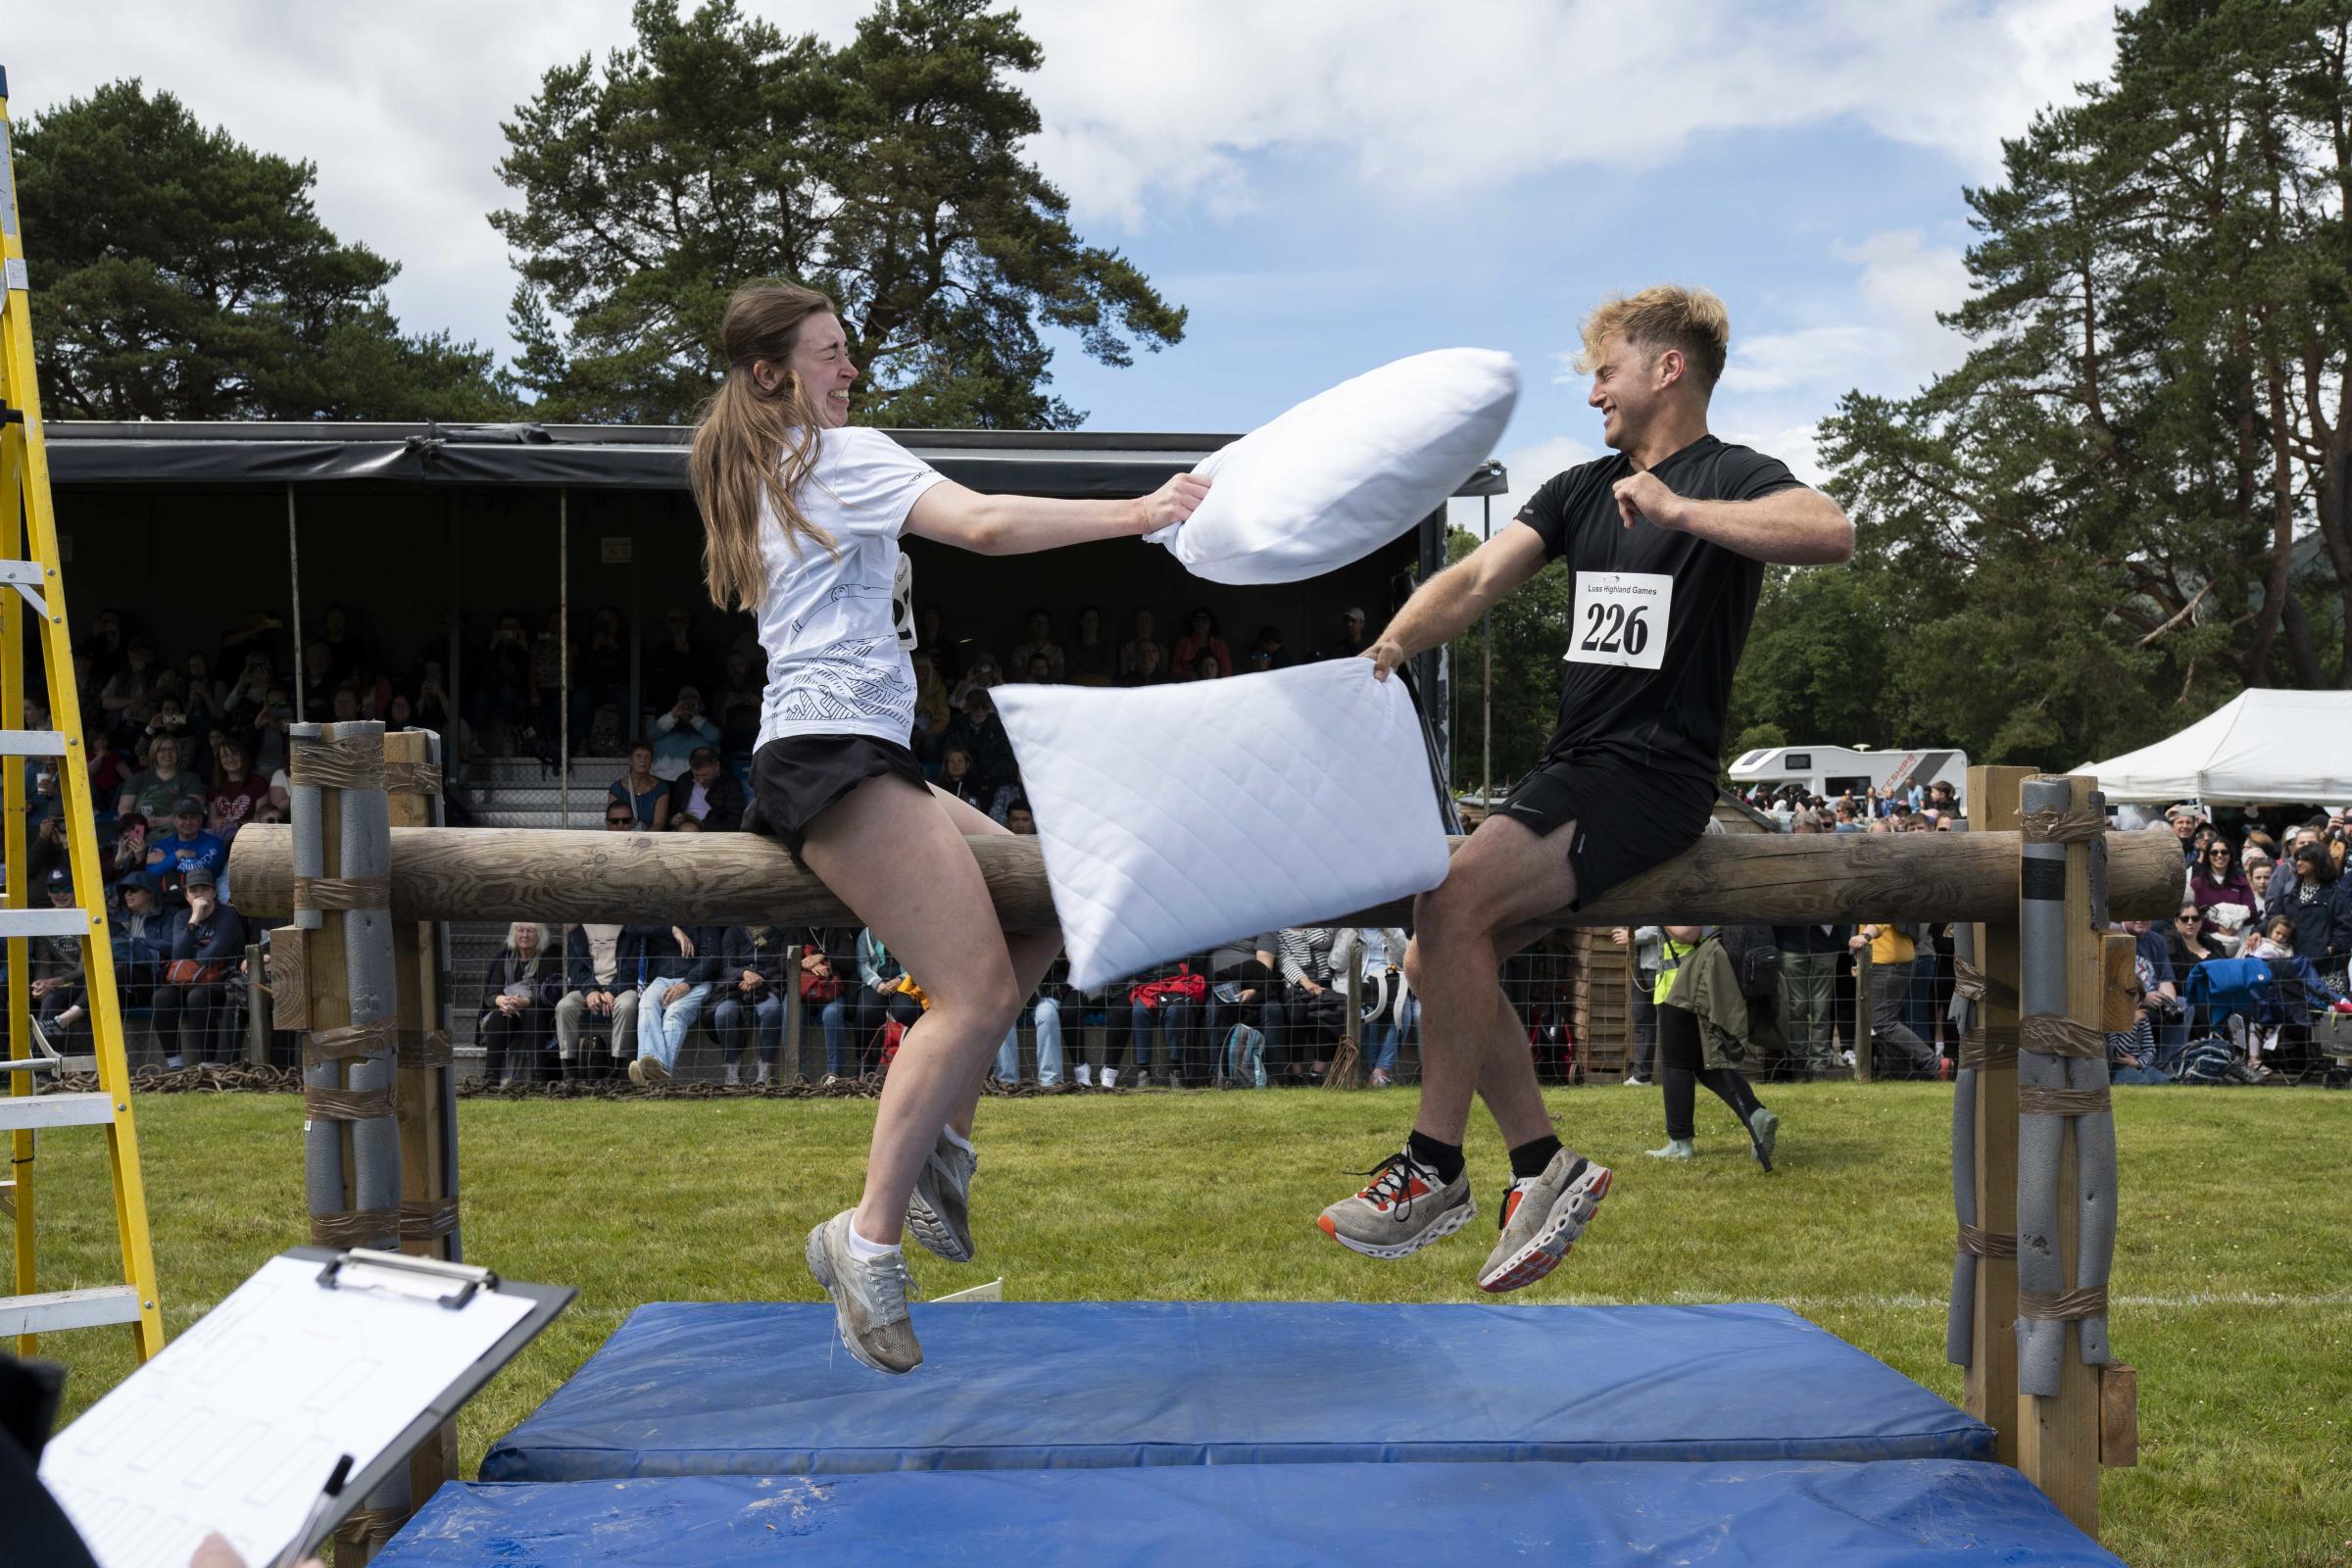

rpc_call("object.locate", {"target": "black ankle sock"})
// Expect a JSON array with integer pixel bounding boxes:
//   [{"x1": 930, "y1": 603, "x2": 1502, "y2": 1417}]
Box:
[
  {"x1": 1407, "y1": 1129, "x2": 1465, "y2": 1185},
  {"x1": 1507, "y1": 1135, "x2": 1564, "y2": 1180}
]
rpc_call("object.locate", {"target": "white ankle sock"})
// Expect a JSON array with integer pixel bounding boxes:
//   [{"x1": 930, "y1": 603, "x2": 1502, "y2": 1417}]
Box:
[
  {"x1": 845, "y1": 1224, "x2": 901, "y2": 1262},
  {"x1": 940, "y1": 1124, "x2": 974, "y2": 1154}
]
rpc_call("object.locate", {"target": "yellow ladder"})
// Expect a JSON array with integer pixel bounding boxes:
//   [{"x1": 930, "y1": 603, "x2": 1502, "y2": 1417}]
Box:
[{"x1": 0, "y1": 65, "x2": 166, "y2": 1362}]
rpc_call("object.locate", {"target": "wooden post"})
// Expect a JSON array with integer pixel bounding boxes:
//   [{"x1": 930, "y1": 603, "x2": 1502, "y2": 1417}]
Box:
[
  {"x1": 1968, "y1": 764, "x2": 2032, "y2": 1467},
  {"x1": 384, "y1": 730, "x2": 458, "y2": 1513},
  {"x1": 1852, "y1": 944, "x2": 1874, "y2": 1083},
  {"x1": 2015, "y1": 773, "x2": 2109, "y2": 1538},
  {"x1": 242, "y1": 943, "x2": 269, "y2": 1065},
  {"x1": 782, "y1": 941, "x2": 806, "y2": 1083}
]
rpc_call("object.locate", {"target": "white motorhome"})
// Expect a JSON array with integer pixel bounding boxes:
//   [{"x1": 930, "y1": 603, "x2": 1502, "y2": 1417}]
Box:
[{"x1": 1728, "y1": 744, "x2": 1970, "y2": 803}]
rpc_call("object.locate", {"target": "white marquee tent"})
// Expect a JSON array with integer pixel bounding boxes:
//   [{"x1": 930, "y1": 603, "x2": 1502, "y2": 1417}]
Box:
[{"x1": 2082, "y1": 688, "x2": 2352, "y2": 805}]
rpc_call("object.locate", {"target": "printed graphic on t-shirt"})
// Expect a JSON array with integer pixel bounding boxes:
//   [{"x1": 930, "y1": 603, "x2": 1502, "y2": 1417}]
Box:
[
  {"x1": 771, "y1": 639, "x2": 915, "y2": 729},
  {"x1": 788, "y1": 581, "x2": 898, "y2": 643}
]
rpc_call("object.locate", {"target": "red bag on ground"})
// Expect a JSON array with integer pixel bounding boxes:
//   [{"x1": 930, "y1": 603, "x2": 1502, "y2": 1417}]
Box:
[{"x1": 1129, "y1": 964, "x2": 1207, "y2": 1009}]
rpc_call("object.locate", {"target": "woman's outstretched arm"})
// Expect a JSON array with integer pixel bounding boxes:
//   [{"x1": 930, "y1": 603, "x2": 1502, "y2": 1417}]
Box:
[{"x1": 905, "y1": 471, "x2": 1208, "y2": 557}]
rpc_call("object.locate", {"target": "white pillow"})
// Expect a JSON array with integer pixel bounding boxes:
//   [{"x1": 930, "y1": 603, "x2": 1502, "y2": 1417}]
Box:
[
  {"x1": 1149, "y1": 349, "x2": 1519, "y2": 585},
  {"x1": 992, "y1": 660, "x2": 1452, "y2": 991}
]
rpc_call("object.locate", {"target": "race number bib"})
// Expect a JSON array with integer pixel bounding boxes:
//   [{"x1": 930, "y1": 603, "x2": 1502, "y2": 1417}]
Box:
[
  {"x1": 892, "y1": 553, "x2": 917, "y2": 650},
  {"x1": 1565, "y1": 570, "x2": 1670, "y2": 670}
]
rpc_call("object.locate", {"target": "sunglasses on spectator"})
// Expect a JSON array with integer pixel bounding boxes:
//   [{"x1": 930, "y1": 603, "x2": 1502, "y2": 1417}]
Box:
[{"x1": 606, "y1": 812, "x2": 636, "y2": 826}]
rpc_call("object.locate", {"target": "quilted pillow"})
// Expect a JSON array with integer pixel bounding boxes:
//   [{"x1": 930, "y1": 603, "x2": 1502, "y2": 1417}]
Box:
[
  {"x1": 993, "y1": 660, "x2": 1452, "y2": 990},
  {"x1": 1148, "y1": 349, "x2": 1518, "y2": 585}
]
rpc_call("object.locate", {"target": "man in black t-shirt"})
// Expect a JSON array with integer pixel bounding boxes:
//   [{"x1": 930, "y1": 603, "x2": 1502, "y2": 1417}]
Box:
[{"x1": 1316, "y1": 285, "x2": 1853, "y2": 1291}]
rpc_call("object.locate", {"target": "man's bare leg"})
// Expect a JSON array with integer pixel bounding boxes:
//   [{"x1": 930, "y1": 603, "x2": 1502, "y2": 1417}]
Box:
[
  {"x1": 1406, "y1": 813, "x2": 1581, "y2": 1148},
  {"x1": 1317, "y1": 814, "x2": 1591, "y2": 1269}
]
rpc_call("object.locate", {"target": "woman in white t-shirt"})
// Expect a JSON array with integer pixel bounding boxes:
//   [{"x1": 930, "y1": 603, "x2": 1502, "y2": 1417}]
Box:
[{"x1": 689, "y1": 282, "x2": 1205, "y2": 1376}]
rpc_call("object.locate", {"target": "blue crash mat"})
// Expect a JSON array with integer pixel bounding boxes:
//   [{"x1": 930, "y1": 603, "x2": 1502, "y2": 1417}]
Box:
[
  {"x1": 483, "y1": 1302, "x2": 1991, "y2": 1480},
  {"x1": 377, "y1": 1461, "x2": 2124, "y2": 1567}
]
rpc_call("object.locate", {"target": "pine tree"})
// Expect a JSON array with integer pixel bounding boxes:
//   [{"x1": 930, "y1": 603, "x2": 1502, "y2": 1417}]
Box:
[
  {"x1": 18, "y1": 80, "x2": 515, "y2": 421},
  {"x1": 492, "y1": 0, "x2": 1186, "y2": 425}
]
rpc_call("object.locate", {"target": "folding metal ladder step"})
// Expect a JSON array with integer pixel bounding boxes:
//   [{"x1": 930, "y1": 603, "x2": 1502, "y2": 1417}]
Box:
[
  {"x1": 0, "y1": 1092, "x2": 117, "y2": 1130},
  {"x1": 0, "y1": 907, "x2": 91, "y2": 938},
  {"x1": 0, "y1": 728, "x2": 66, "y2": 756},
  {"x1": 0, "y1": 1285, "x2": 146, "y2": 1338}
]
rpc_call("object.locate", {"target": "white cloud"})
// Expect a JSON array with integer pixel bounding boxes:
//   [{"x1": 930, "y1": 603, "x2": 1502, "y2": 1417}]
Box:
[
  {"x1": 3, "y1": 1, "x2": 2111, "y2": 371},
  {"x1": 1711, "y1": 228, "x2": 1976, "y2": 485},
  {"x1": 1018, "y1": 0, "x2": 2124, "y2": 224}
]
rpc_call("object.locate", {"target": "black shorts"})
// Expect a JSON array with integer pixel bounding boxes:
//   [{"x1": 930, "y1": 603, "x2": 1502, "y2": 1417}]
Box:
[
  {"x1": 746, "y1": 735, "x2": 928, "y2": 865},
  {"x1": 1494, "y1": 756, "x2": 1714, "y2": 909}
]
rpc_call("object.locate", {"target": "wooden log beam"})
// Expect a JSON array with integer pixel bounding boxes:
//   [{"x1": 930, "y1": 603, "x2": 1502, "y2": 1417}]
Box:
[{"x1": 230, "y1": 823, "x2": 2183, "y2": 930}]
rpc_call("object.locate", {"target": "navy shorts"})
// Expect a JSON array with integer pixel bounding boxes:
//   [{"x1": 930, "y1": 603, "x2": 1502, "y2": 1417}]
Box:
[
  {"x1": 746, "y1": 735, "x2": 927, "y2": 865},
  {"x1": 1494, "y1": 755, "x2": 1714, "y2": 909}
]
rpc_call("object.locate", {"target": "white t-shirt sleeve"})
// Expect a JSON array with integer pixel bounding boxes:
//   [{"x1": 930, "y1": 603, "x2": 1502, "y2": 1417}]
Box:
[{"x1": 815, "y1": 428, "x2": 949, "y2": 537}]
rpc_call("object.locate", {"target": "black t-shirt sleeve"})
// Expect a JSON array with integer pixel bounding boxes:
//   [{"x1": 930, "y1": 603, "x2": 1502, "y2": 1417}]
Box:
[
  {"x1": 1715, "y1": 445, "x2": 1804, "y2": 503},
  {"x1": 1512, "y1": 462, "x2": 1609, "y2": 561}
]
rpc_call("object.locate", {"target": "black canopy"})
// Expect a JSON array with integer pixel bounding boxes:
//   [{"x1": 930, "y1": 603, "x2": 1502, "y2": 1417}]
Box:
[{"x1": 45, "y1": 420, "x2": 1509, "y2": 500}]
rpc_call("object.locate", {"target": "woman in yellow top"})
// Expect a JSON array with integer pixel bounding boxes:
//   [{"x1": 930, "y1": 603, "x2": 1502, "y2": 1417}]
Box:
[
  {"x1": 1848, "y1": 921, "x2": 1936, "y2": 1077},
  {"x1": 1644, "y1": 926, "x2": 1779, "y2": 1166}
]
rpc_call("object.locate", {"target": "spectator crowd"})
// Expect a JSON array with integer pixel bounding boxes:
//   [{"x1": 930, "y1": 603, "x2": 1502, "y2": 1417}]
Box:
[{"x1": 26, "y1": 596, "x2": 2345, "y2": 1091}]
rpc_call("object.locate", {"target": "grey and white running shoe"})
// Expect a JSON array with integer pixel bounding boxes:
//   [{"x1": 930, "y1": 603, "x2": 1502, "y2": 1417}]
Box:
[
  {"x1": 1477, "y1": 1150, "x2": 1612, "y2": 1294},
  {"x1": 1316, "y1": 1148, "x2": 1475, "y2": 1259},
  {"x1": 906, "y1": 1130, "x2": 977, "y2": 1263},
  {"x1": 805, "y1": 1210, "x2": 924, "y2": 1375},
  {"x1": 1746, "y1": 1106, "x2": 1780, "y2": 1172}
]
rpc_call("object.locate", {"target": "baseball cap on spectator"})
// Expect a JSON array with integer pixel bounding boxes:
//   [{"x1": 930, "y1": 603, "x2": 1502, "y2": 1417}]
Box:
[
  {"x1": 183, "y1": 865, "x2": 218, "y2": 890},
  {"x1": 46, "y1": 864, "x2": 72, "y2": 895},
  {"x1": 689, "y1": 745, "x2": 718, "y2": 764},
  {"x1": 173, "y1": 795, "x2": 206, "y2": 817},
  {"x1": 1344, "y1": 607, "x2": 1365, "y2": 623}
]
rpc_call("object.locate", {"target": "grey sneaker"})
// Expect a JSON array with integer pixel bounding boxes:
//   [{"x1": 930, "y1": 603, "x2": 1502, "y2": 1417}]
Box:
[
  {"x1": 805, "y1": 1210, "x2": 924, "y2": 1375},
  {"x1": 1316, "y1": 1148, "x2": 1475, "y2": 1259},
  {"x1": 1477, "y1": 1152, "x2": 1612, "y2": 1294},
  {"x1": 626, "y1": 1055, "x2": 670, "y2": 1087},
  {"x1": 906, "y1": 1130, "x2": 977, "y2": 1263},
  {"x1": 1646, "y1": 1138, "x2": 1695, "y2": 1160},
  {"x1": 1747, "y1": 1106, "x2": 1780, "y2": 1172}
]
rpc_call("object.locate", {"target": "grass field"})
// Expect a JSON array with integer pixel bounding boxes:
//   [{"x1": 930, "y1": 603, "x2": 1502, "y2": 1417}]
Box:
[{"x1": 18, "y1": 1082, "x2": 2351, "y2": 1566}]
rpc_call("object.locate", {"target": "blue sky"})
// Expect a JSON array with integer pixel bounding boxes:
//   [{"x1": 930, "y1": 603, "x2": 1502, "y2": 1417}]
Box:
[{"x1": 8, "y1": 0, "x2": 2127, "y2": 518}]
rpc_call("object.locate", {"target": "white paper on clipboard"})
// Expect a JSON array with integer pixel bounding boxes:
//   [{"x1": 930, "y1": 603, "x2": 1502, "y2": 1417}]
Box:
[{"x1": 39, "y1": 1253, "x2": 534, "y2": 1568}]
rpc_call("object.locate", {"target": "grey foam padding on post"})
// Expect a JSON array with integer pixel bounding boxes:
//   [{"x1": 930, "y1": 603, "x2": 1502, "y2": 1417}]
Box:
[
  {"x1": 2015, "y1": 777, "x2": 2070, "y2": 1398},
  {"x1": 292, "y1": 725, "x2": 343, "y2": 1223},
  {"x1": 1947, "y1": 907, "x2": 1981, "y2": 1365},
  {"x1": 1947, "y1": 1064, "x2": 1978, "y2": 1368},
  {"x1": 288, "y1": 722, "x2": 326, "y2": 934},
  {"x1": 2071, "y1": 1051, "x2": 2116, "y2": 1365},
  {"x1": 1945, "y1": 820, "x2": 1975, "y2": 1032},
  {"x1": 338, "y1": 723, "x2": 401, "y2": 1250}
]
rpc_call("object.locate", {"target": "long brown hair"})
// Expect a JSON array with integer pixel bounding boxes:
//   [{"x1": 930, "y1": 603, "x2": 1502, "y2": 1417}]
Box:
[{"x1": 689, "y1": 282, "x2": 839, "y2": 612}]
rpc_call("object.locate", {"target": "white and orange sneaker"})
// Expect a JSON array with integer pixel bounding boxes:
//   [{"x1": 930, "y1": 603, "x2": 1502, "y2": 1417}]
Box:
[
  {"x1": 1477, "y1": 1152, "x2": 1612, "y2": 1293},
  {"x1": 1315, "y1": 1147, "x2": 1475, "y2": 1259}
]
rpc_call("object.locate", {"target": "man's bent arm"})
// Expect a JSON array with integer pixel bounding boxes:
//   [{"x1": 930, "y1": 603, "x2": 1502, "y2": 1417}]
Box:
[
  {"x1": 1667, "y1": 487, "x2": 1853, "y2": 565},
  {"x1": 1371, "y1": 522, "x2": 1551, "y2": 663}
]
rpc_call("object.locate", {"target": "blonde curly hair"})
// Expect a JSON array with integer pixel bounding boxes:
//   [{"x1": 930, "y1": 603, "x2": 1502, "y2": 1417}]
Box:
[{"x1": 1573, "y1": 285, "x2": 1731, "y2": 394}]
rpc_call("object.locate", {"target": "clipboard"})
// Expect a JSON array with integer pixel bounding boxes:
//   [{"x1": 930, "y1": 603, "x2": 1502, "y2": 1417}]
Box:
[
  {"x1": 287, "y1": 1246, "x2": 574, "y2": 1545},
  {"x1": 39, "y1": 1247, "x2": 573, "y2": 1568}
]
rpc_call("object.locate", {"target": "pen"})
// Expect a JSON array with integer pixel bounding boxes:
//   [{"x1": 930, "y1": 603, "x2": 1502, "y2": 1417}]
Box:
[{"x1": 273, "y1": 1452, "x2": 353, "y2": 1568}]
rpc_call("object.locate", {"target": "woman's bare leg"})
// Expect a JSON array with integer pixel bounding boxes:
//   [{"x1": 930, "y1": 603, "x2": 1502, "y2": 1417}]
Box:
[
  {"x1": 801, "y1": 773, "x2": 1029, "y2": 1245},
  {"x1": 925, "y1": 784, "x2": 1063, "y2": 1136}
]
